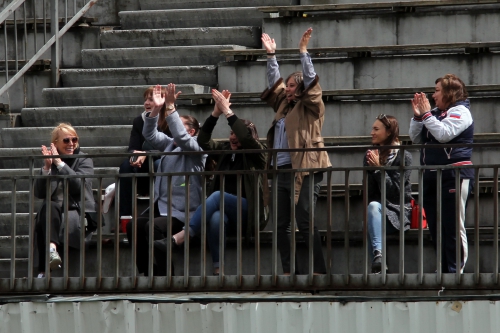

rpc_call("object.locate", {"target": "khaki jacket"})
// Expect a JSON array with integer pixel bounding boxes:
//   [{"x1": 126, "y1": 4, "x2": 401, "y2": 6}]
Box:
[{"x1": 261, "y1": 75, "x2": 331, "y2": 203}]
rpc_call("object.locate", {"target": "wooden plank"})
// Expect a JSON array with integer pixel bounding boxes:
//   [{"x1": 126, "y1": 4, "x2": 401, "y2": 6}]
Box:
[
  {"x1": 258, "y1": 0, "x2": 500, "y2": 13},
  {"x1": 220, "y1": 42, "x2": 500, "y2": 57}
]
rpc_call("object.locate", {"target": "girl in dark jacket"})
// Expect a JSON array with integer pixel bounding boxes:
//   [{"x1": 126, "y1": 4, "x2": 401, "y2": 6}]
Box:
[
  {"x1": 364, "y1": 115, "x2": 412, "y2": 273},
  {"x1": 172, "y1": 89, "x2": 268, "y2": 275}
]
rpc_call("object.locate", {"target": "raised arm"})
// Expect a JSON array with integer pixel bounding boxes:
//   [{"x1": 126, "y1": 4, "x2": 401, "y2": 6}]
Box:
[
  {"x1": 299, "y1": 28, "x2": 316, "y2": 89},
  {"x1": 262, "y1": 33, "x2": 280, "y2": 87}
]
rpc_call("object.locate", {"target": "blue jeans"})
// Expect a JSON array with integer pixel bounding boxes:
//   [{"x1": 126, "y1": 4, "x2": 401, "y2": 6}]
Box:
[
  {"x1": 367, "y1": 201, "x2": 397, "y2": 255},
  {"x1": 189, "y1": 191, "x2": 248, "y2": 268}
]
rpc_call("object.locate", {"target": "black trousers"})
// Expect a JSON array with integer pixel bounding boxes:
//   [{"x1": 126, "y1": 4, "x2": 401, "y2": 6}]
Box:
[
  {"x1": 275, "y1": 169, "x2": 326, "y2": 274},
  {"x1": 423, "y1": 175, "x2": 473, "y2": 273},
  {"x1": 126, "y1": 203, "x2": 183, "y2": 276},
  {"x1": 118, "y1": 157, "x2": 154, "y2": 216},
  {"x1": 36, "y1": 201, "x2": 63, "y2": 270}
]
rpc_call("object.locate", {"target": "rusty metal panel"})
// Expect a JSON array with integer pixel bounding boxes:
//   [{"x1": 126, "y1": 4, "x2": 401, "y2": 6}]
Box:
[{"x1": 1, "y1": 298, "x2": 500, "y2": 333}]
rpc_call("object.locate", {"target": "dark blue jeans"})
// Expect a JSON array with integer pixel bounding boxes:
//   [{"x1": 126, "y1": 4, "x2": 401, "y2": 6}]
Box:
[{"x1": 188, "y1": 191, "x2": 248, "y2": 268}]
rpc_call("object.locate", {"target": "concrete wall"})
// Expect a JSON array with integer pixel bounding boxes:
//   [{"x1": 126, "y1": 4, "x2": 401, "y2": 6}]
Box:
[{"x1": 138, "y1": 0, "x2": 299, "y2": 10}]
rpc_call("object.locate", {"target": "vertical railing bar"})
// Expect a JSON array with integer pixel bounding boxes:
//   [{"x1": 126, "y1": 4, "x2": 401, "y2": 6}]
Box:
[
  {"x1": 62, "y1": 178, "x2": 69, "y2": 289},
  {"x1": 44, "y1": 177, "x2": 52, "y2": 289},
  {"x1": 42, "y1": 0, "x2": 46, "y2": 44},
  {"x1": 236, "y1": 173, "x2": 243, "y2": 286},
  {"x1": 50, "y1": 0, "x2": 59, "y2": 87},
  {"x1": 200, "y1": 176, "x2": 207, "y2": 286},
  {"x1": 455, "y1": 169, "x2": 461, "y2": 284},
  {"x1": 399, "y1": 147, "x2": 405, "y2": 284},
  {"x1": 28, "y1": 157, "x2": 35, "y2": 289},
  {"x1": 362, "y1": 169, "x2": 368, "y2": 284},
  {"x1": 308, "y1": 171, "x2": 314, "y2": 285},
  {"x1": 219, "y1": 175, "x2": 225, "y2": 286},
  {"x1": 148, "y1": 156, "x2": 156, "y2": 287},
  {"x1": 381, "y1": 168, "x2": 387, "y2": 285},
  {"x1": 290, "y1": 168, "x2": 296, "y2": 282},
  {"x1": 474, "y1": 167, "x2": 480, "y2": 284},
  {"x1": 74, "y1": 0, "x2": 77, "y2": 16},
  {"x1": 166, "y1": 175, "x2": 173, "y2": 287},
  {"x1": 10, "y1": 178, "x2": 17, "y2": 290},
  {"x1": 326, "y1": 170, "x2": 333, "y2": 284},
  {"x1": 344, "y1": 170, "x2": 350, "y2": 285},
  {"x1": 113, "y1": 176, "x2": 120, "y2": 289},
  {"x1": 65, "y1": 0, "x2": 68, "y2": 24},
  {"x1": 13, "y1": 11, "x2": 18, "y2": 72},
  {"x1": 271, "y1": 152, "x2": 278, "y2": 285},
  {"x1": 4, "y1": 16, "x2": 8, "y2": 83},
  {"x1": 147, "y1": 174, "x2": 155, "y2": 288},
  {"x1": 184, "y1": 175, "x2": 190, "y2": 288},
  {"x1": 23, "y1": 1, "x2": 27, "y2": 62},
  {"x1": 418, "y1": 168, "x2": 424, "y2": 284},
  {"x1": 436, "y1": 169, "x2": 442, "y2": 284},
  {"x1": 34, "y1": 0, "x2": 38, "y2": 56},
  {"x1": 493, "y1": 167, "x2": 499, "y2": 284},
  {"x1": 254, "y1": 173, "x2": 260, "y2": 286},
  {"x1": 79, "y1": 176, "x2": 86, "y2": 289},
  {"x1": 131, "y1": 175, "x2": 137, "y2": 288},
  {"x1": 96, "y1": 177, "x2": 103, "y2": 289}
]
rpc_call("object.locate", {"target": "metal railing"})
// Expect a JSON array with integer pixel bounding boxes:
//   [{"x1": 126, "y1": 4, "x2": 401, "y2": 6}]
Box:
[
  {"x1": 0, "y1": 144, "x2": 499, "y2": 293},
  {"x1": 0, "y1": 0, "x2": 99, "y2": 97}
]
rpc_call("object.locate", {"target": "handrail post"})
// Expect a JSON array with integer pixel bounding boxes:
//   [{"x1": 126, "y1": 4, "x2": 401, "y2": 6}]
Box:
[{"x1": 50, "y1": 0, "x2": 60, "y2": 87}]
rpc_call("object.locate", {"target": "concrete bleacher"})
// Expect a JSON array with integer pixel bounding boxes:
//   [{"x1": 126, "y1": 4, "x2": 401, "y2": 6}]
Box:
[{"x1": 0, "y1": 0, "x2": 499, "y2": 287}]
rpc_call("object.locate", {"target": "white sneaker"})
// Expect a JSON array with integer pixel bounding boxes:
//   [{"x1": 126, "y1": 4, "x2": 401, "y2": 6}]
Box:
[
  {"x1": 37, "y1": 273, "x2": 45, "y2": 278},
  {"x1": 49, "y1": 250, "x2": 62, "y2": 270}
]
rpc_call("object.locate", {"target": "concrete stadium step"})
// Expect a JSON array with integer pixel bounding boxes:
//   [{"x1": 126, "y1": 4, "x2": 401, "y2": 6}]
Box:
[
  {"x1": 0, "y1": 126, "x2": 131, "y2": 149},
  {"x1": 0, "y1": 191, "x2": 40, "y2": 214},
  {"x1": 0, "y1": 167, "x2": 119, "y2": 192},
  {"x1": 40, "y1": 84, "x2": 210, "y2": 107},
  {"x1": 21, "y1": 104, "x2": 214, "y2": 127},
  {"x1": 262, "y1": 10, "x2": 500, "y2": 48},
  {"x1": 82, "y1": 45, "x2": 248, "y2": 69},
  {"x1": 0, "y1": 213, "x2": 30, "y2": 236},
  {"x1": 60, "y1": 66, "x2": 217, "y2": 88},
  {"x1": 119, "y1": 8, "x2": 266, "y2": 30},
  {"x1": 139, "y1": 0, "x2": 298, "y2": 10},
  {"x1": 100, "y1": 27, "x2": 261, "y2": 49},
  {"x1": 218, "y1": 53, "x2": 500, "y2": 92},
  {"x1": 0, "y1": 147, "x2": 127, "y2": 169}
]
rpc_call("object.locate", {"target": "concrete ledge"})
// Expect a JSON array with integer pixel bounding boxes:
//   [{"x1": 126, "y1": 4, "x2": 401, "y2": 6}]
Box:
[
  {"x1": 100, "y1": 27, "x2": 262, "y2": 49},
  {"x1": 119, "y1": 8, "x2": 266, "y2": 30},
  {"x1": 40, "y1": 84, "x2": 210, "y2": 107},
  {"x1": 0, "y1": 126, "x2": 132, "y2": 149},
  {"x1": 82, "y1": 45, "x2": 248, "y2": 68},
  {"x1": 217, "y1": 53, "x2": 500, "y2": 92},
  {"x1": 262, "y1": 11, "x2": 500, "y2": 48},
  {"x1": 139, "y1": 0, "x2": 299, "y2": 10},
  {"x1": 0, "y1": 147, "x2": 127, "y2": 169},
  {"x1": 60, "y1": 66, "x2": 217, "y2": 87}
]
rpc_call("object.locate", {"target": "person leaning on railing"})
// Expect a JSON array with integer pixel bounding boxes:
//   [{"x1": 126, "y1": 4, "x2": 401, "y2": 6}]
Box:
[
  {"x1": 171, "y1": 89, "x2": 269, "y2": 275},
  {"x1": 34, "y1": 123, "x2": 96, "y2": 278},
  {"x1": 364, "y1": 115, "x2": 412, "y2": 274},
  {"x1": 125, "y1": 84, "x2": 207, "y2": 276},
  {"x1": 117, "y1": 86, "x2": 170, "y2": 218},
  {"x1": 409, "y1": 74, "x2": 474, "y2": 274},
  {"x1": 260, "y1": 28, "x2": 331, "y2": 275}
]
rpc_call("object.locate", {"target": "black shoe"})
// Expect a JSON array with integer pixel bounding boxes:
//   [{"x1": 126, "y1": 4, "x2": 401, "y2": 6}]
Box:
[{"x1": 371, "y1": 250, "x2": 382, "y2": 274}]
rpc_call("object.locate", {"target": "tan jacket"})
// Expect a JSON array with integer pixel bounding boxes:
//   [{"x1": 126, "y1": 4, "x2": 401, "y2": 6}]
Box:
[{"x1": 261, "y1": 75, "x2": 331, "y2": 203}]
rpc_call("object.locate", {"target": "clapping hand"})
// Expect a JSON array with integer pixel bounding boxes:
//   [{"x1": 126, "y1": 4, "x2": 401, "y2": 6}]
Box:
[
  {"x1": 366, "y1": 149, "x2": 380, "y2": 167},
  {"x1": 41, "y1": 143, "x2": 62, "y2": 170},
  {"x1": 411, "y1": 93, "x2": 431, "y2": 117},
  {"x1": 212, "y1": 89, "x2": 232, "y2": 117}
]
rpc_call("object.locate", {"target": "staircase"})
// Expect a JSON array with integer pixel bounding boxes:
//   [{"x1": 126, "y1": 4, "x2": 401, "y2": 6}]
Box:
[{"x1": 1, "y1": 0, "x2": 500, "y2": 289}]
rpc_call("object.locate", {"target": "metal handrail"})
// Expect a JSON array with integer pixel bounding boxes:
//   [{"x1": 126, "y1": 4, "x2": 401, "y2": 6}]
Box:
[{"x1": 0, "y1": 0, "x2": 99, "y2": 97}]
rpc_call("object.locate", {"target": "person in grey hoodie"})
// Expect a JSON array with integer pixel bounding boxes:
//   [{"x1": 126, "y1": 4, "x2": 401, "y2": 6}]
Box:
[{"x1": 126, "y1": 83, "x2": 206, "y2": 276}]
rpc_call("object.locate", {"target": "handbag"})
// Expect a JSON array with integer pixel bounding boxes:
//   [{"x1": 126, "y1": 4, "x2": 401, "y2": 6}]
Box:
[{"x1": 410, "y1": 199, "x2": 427, "y2": 229}]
